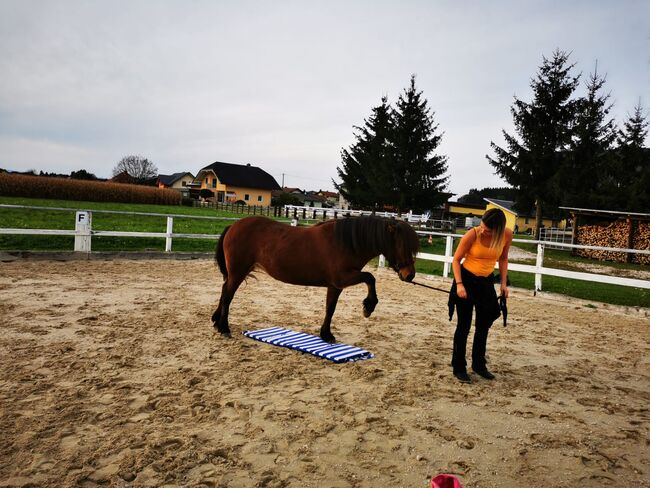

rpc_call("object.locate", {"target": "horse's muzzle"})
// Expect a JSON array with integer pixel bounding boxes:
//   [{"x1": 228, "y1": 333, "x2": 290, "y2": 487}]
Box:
[{"x1": 400, "y1": 270, "x2": 415, "y2": 282}]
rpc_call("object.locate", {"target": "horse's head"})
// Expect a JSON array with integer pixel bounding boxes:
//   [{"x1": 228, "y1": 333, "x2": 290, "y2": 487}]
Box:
[{"x1": 385, "y1": 220, "x2": 419, "y2": 282}]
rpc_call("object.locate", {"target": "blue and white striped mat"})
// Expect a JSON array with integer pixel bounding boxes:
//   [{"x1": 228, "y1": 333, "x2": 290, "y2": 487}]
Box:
[{"x1": 242, "y1": 327, "x2": 374, "y2": 363}]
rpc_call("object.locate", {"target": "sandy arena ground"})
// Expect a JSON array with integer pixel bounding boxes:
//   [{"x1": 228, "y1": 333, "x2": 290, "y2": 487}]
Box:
[{"x1": 0, "y1": 258, "x2": 648, "y2": 487}]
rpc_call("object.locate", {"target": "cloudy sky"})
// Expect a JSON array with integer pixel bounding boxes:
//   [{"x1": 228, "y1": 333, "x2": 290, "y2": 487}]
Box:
[{"x1": 1, "y1": 1, "x2": 648, "y2": 197}]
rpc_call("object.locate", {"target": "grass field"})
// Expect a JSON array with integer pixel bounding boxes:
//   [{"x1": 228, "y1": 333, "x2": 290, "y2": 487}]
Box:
[{"x1": 1, "y1": 196, "x2": 648, "y2": 307}]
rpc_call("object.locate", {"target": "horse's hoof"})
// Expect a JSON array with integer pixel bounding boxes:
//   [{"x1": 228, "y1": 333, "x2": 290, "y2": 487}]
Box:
[
  {"x1": 213, "y1": 323, "x2": 231, "y2": 337},
  {"x1": 320, "y1": 333, "x2": 336, "y2": 344},
  {"x1": 363, "y1": 298, "x2": 377, "y2": 318}
]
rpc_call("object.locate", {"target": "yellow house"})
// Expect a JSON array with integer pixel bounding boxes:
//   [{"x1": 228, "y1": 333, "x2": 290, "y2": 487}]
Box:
[
  {"x1": 193, "y1": 161, "x2": 281, "y2": 205},
  {"x1": 447, "y1": 201, "x2": 486, "y2": 218},
  {"x1": 484, "y1": 198, "x2": 563, "y2": 233}
]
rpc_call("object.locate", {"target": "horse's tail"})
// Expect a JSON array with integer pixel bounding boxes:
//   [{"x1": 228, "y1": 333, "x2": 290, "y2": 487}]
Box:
[{"x1": 215, "y1": 225, "x2": 230, "y2": 280}]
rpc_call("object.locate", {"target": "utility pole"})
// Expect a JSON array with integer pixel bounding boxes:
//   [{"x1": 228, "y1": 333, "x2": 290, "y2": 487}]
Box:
[{"x1": 282, "y1": 173, "x2": 285, "y2": 188}]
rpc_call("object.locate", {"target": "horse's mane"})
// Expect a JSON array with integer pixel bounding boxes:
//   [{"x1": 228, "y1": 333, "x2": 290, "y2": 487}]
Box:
[{"x1": 333, "y1": 216, "x2": 419, "y2": 258}]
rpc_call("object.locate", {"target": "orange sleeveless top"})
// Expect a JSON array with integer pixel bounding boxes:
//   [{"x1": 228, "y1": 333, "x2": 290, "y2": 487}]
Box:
[{"x1": 462, "y1": 227, "x2": 504, "y2": 277}]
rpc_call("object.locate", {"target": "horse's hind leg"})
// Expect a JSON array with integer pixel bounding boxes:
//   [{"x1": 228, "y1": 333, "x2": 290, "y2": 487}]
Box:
[
  {"x1": 213, "y1": 273, "x2": 246, "y2": 337},
  {"x1": 320, "y1": 286, "x2": 342, "y2": 343}
]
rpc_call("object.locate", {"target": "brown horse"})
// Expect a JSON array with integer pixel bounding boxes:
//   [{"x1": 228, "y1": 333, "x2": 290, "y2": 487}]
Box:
[{"x1": 212, "y1": 215, "x2": 420, "y2": 342}]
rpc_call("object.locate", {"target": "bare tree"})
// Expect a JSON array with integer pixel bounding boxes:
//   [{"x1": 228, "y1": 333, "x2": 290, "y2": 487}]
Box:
[{"x1": 112, "y1": 155, "x2": 158, "y2": 183}]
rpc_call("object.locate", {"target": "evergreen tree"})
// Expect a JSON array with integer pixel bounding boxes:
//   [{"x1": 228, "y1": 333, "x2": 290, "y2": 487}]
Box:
[
  {"x1": 389, "y1": 75, "x2": 449, "y2": 213},
  {"x1": 335, "y1": 97, "x2": 393, "y2": 209},
  {"x1": 617, "y1": 101, "x2": 650, "y2": 211},
  {"x1": 561, "y1": 64, "x2": 617, "y2": 209},
  {"x1": 487, "y1": 50, "x2": 580, "y2": 238}
]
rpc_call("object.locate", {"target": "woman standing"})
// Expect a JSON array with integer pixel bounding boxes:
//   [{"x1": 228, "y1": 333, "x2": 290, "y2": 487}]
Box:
[{"x1": 450, "y1": 208, "x2": 512, "y2": 383}]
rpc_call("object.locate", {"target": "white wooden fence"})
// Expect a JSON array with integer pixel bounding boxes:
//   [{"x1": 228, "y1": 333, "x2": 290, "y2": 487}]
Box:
[
  {"x1": 0, "y1": 204, "x2": 246, "y2": 252},
  {"x1": 282, "y1": 205, "x2": 455, "y2": 230},
  {"x1": 404, "y1": 231, "x2": 650, "y2": 291},
  {"x1": 1, "y1": 204, "x2": 648, "y2": 291}
]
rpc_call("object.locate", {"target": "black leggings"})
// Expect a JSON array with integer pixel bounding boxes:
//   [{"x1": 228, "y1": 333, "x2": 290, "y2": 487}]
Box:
[
  {"x1": 451, "y1": 267, "x2": 498, "y2": 372},
  {"x1": 452, "y1": 298, "x2": 493, "y2": 372}
]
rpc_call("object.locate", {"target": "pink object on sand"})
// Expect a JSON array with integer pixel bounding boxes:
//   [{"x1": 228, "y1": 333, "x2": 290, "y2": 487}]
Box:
[{"x1": 431, "y1": 474, "x2": 463, "y2": 488}]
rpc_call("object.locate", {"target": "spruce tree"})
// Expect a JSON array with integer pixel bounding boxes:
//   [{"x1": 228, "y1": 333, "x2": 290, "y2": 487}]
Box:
[
  {"x1": 335, "y1": 97, "x2": 393, "y2": 209},
  {"x1": 617, "y1": 101, "x2": 649, "y2": 211},
  {"x1": 561, "y1": 64, "x2": 617, "y2": 209},
  {"x1": 487, "y1": 50, "x2": 580, "y2": 238},
  {"x1": 389, "y1": 75, "x2": 449, "y2": 213}
]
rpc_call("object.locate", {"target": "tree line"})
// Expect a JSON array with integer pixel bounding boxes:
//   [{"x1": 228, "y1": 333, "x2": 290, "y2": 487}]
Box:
[{"x1": 336, "y1": 51, "x2": 649, "y2": 236}]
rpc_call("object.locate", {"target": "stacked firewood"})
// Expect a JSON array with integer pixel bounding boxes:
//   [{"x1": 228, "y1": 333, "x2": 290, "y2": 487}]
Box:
[
  {"x1": 576, "y1": 220, "x2": 650, "y2": 264},
  {"x1": 632, "y1": 222, "x2": 650, "y2": 265}
]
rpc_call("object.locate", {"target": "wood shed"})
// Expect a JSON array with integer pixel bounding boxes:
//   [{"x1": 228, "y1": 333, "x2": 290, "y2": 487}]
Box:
[{"x1": 560, "y1": 207, "x2": 650, "y2": 265}]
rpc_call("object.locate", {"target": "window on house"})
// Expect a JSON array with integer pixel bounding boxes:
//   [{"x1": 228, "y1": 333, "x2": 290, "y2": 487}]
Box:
[
  {"x1": 257, "y1": 195, "x2": 263, "y2": 202},
  {"x1": 525, "y1": 218, "x2": 529, "y2": 224},
  {"x1": 182, "y1": 181, "x2": 186, "y2": 186},
  {"x1": 244, "y1": 194, "x2": 250, "y2": 201},
  {"x1": 205, "y1": 178, "x2": 208, "y2": 186},
  {"x1": 212, "y1": 179, "x2": 216, "y2": 188}
]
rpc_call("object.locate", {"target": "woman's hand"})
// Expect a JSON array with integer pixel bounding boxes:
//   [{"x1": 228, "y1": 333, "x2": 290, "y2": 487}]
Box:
[
  {"x1": 457, "y1": 283, "x2": 467, "y2": 299},
  {"x1": 500, "y1": 285, "x2": 509, "y2": 298}
]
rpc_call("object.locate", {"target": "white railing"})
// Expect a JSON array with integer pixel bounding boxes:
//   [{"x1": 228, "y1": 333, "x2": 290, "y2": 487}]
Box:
[
  {"x1": 1, "y1": 204, "x2": 648, "y2": 291},
  {"x1": 282, "y1": 205, "x2": 454, "y2": 230},
  {"x1": 382, "y1": 231, "x2": 649, "y2": 291},
  {"x1": 0, "y1": 204, "x2": 294, "y2": 252}
]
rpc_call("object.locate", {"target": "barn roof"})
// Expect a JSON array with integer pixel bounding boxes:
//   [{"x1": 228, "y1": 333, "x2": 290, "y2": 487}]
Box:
[
  {"x1": 198, "y1": 161, "x2": 281, "y2": 191},
  {"x1": 484, "y1": 198, "x2": 518, "y2": 214}
]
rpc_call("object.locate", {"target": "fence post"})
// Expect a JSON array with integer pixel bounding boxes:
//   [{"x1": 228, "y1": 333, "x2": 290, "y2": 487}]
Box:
[
  {"x1": 535, "y1": 243, "x2": 545, "y2": 292},
  {"x1": 165, "y1": 216, "x2": 173, "y2": 252},
  {"x1": 443, "y1": 235, "x2": 453, "y2": 278},
  {"x1": 378, "y1": 254, "x2": 386, "y2": 268},
  {"x1": 74, "y1": 211, "x2": 92, "y2": 252}
]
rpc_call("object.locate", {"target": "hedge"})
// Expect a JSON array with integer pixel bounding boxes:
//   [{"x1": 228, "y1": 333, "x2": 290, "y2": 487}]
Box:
[{"x1": 0, "y1": 173, "x2": 181, "y2": 205}]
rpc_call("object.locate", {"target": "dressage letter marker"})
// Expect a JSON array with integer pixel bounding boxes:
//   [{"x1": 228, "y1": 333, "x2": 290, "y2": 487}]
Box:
[{"x1": 243, "y1": 327, "x2": 374, "y2": 363}]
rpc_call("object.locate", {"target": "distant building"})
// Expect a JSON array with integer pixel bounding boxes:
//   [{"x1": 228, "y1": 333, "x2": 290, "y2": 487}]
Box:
[
  {"x1": 484, "y1": 198, "x2": 563, "y2": 233},
  {"x1": 317, "y1": 190, "x2": 339, "y2": 207},
  {"x1": 192, "y1": 161, "x2": 281, "y2": 205},
  {"x1": 157, "y1": 172, "x2": 195, "y2": 197},
  {"x1": 110, "y1": 171, "x2": 133, "y2": 184}
]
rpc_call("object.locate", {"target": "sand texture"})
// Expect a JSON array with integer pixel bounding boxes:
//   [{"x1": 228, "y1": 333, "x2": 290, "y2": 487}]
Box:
[{"x1": 0, "y1": 259, "x2": 648, "y2": 487}]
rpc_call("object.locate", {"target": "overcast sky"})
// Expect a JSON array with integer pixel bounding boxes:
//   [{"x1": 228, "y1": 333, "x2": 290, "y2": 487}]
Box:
[{"x1": 1, "y1": 1, "x2": 648, "y2": 197}]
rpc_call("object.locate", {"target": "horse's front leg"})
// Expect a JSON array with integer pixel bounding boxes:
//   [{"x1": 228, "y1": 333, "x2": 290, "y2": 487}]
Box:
[
  {"x1": 360, "y1": 272, "x2": 378, "y2": 318},
  {"x1": 334, "y1": 271, "x2": 378, "y2": 318},
  {"x1": 320, "y1": 286, "x2": 342, "y2": 343}
]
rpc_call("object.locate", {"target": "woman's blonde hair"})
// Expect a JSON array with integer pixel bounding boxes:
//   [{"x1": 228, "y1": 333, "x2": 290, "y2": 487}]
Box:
[{"x1": 481, "y1": 208, "x2": 506, "y2": 249}]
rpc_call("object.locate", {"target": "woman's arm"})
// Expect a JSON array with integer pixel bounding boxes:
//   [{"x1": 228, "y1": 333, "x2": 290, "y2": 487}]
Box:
[
  {"x1": 452, "y1": 230, "x2": 476, "y2": 299},
  {"x1": 498, "y1": 228, "x2": 514, "y2": 297}
]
